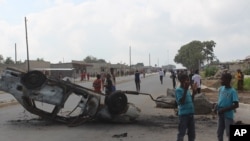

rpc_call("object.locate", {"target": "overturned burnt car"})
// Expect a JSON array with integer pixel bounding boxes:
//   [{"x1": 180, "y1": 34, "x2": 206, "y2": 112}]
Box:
[{"x1": 0, "y1": 67, "x2": 145, "y2": 126}]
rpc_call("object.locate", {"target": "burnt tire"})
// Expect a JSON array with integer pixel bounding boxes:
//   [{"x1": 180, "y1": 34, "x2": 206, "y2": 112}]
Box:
[
  {"x1": 21, "y1": 70, "x2": 47, "y2": 89},
  {"x1": 106, "y1": 91, "x2": 128, "y2": 115}
]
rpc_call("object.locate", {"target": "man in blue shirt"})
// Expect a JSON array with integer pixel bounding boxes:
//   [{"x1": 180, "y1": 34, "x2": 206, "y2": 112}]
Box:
[
  {"x1": 216, "y1": 73, "x2": 239, "y2": 141},
  {"x1": 175, "y1": 74, "x2": 197, "y2": 141}
]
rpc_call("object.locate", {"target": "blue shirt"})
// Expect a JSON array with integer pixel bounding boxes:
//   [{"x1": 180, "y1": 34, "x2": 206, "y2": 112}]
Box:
[
  {"x1": 218, "y1": 86, "x2": 239, "y2": 119},
  {"x1": 175, "y1": 87, "x2": 195, "y2": 116}
]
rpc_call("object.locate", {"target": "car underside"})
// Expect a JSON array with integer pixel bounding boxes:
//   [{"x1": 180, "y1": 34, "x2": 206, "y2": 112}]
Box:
[{"x1": 0, "y1": 67, "x2": 141, "y2": 126}]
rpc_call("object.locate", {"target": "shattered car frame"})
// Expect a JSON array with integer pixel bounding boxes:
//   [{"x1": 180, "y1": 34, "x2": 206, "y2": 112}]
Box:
[
  {"x1": 0, "y1": 67, "x2": 170, "y2": 126},
  {"x1": 0, "y1": 68, "x2": 142, "y2": 126}
]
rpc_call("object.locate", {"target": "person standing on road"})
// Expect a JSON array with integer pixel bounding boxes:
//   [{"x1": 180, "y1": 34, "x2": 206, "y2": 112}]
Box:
[
  {"x1": 143, "y1": 70, "x2": 145, "y2": 78},
  {"x1": 171, "y1": 70, "x2": 177, "y2": 89},
  {"x1": 81, "y1": 71, "x2": 84, "y2": 81},
  {"x1": 159, "y1": 69, "x2": 164, "y2": 84},
  {"x1": 93, "y1": 74, "x2": 102, "y2": 93},
  {"x1": 175, "y1": 74, "x2": 197, "y2": 141},
  {"x1": 177, "y1": 70, "x2": 183, "y2": 83},
  {"x1": 110, "y1": 68, "x2": 116, "y2": 92},
  {"x1": 100, "y1": 70, "x2": 106, "y2": 91},
  {"x1": 216, "y1": 73, "x2": 239, "y2": 141},
  {"x1": 104, "y1": 73, "x2": 113, "y2": 95},
  {"x1": 236, "y1": 69, "x2": 244, "y2": 91},
  {"x1": 134, "y1": 70, "x2": 141, "y2": 92},
  {"x1": 192, "y1": 69, "x2": 202, "y2": 93},
  {"x1": 189, "y1": 70, "x2": 194, "y2": 87}
]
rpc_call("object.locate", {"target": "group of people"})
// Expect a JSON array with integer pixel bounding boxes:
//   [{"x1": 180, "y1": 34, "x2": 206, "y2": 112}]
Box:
[
  {"x1": 92, "y1": 68, "x2": 116, "y2": 95},
  {"x1": 175, "y1": 71, "x2": 239, "y2": 141},
  {"x1": 156, "y1": 68, "x2": 239, "y2": 141},
  {"x1": 80, "y1": 71, "x2": 90, "y2": 81},
  {"x1": 93, "y1": 67, "x2": 240, "y2": 141},
  {"x1": 169, "y1": 69, "x2": 202, "y2": 93}
]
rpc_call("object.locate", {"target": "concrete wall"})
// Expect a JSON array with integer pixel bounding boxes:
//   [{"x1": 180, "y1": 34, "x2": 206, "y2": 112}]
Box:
[
  {"x1": 86, "y1": 63, "x2": 131, "y2": 77},
  {"x1": 210, "y1": 61, "x2": 250, "y2": 73}
]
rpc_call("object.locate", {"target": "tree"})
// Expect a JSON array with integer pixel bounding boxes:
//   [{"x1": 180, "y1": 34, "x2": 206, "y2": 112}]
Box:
[
  {"x1": 203, "y1": 40, "x2": 216, "y2": 64},
  {"x1": 16, "y1": 60, "x2": 23, "y2": 64},
  {"x1": 174, "y1": 40, "x2": 216, "y2": 70},
  {"x1": 97, "y1": 59, "x2": 106, "y2": 63},
  {"x1": 0, "y1": 54, "x2": 4, "y2": 64},
  {"x1": 84, "y1": 56, "x2": 97, "y2": 63},
  {"x1": 83, "y1": 55, "x2": 106, "y2": 63},
  {"x1": 37, "y1": 58, "x2": 44, "y2": 61},
  {"x1": 4, "y1": 57, "x2": 15, "y2": 64},
  {"x1": 136, "y1": 63, "x2": 144, "y2": 67}
]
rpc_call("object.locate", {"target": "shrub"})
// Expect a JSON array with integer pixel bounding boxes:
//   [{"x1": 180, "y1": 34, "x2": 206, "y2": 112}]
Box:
[
  {"x1": 243, "y1": 78, "x2": 250, "y2": 91},
  {"x1": 200, "y1": 71, "x2": 205, "y2": 79},
  {"x1": 204, "y1": 66, "x2": 218, "y2": 77},
  {"x1": 243, "y1": 68, "x2": 250, "y2": 75}
]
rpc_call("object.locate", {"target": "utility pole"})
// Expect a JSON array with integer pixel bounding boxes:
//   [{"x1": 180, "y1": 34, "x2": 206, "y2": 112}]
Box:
[
  {"x1": 158, "y1": 58, "x2": 159, "y2": 67},
  {"x1": 149, "y1": 53, "x2": 151, "y2": 66},
  {"x1": 25, "y1": 17, "x2": 30, "y2": 71},
  {"x1": 15, "y1": 43, "x2": 17, "y2": 64},
  {"x1": 167, "y1": 49, "x2": 169, "y2": 65},
  {"x1": 129, "y1": 46, "x2": 131, "y2": 71}
]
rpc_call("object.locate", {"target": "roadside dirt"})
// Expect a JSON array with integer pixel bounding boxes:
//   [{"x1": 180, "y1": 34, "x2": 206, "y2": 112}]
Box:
[{"x1": 201, "y1": 79, "x2": 250, "y2": 104}]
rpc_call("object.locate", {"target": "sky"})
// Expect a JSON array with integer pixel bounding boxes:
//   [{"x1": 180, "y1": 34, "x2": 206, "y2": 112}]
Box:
[{"x1": 0, "y1": 0, "x2": 250, "y2": 68}]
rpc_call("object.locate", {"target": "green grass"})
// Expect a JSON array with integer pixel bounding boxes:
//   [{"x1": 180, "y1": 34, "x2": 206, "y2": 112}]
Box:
[
  {"x1": 200, "y1": 71, "x2": 206, "y2": 79},
  {"x1": 232, "y1": 78, "x2": 250, "y2": 91},
  {"x1": 243, "y1": 78, "x2": 250, "y2": 91}
]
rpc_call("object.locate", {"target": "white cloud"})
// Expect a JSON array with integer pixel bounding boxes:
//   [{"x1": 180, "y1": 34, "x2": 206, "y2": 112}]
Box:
[{"x1": 0, "y1": 0, "x2": 250, "y2": 66}]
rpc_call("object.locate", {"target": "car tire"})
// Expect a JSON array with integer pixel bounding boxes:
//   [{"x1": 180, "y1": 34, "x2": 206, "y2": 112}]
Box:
[
  {"x1": 21, "y1": 70, "x2": 47, "y2": 89},
  {"x1": 106, "y1": 91, "x2": 128, "y2": 115}
]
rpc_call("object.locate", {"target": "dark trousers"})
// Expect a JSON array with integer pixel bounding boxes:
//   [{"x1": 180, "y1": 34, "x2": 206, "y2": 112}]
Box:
[
  {"x1": 172, "y1": 78, "x2": 176, "y2": 89},
  {"x1": 135, "y1": 81, "x2": 140, "y2": 92},
  {"x1": 177, "y1": 114, "x2": 195, "y2": 141},
  {"x1": 237, "y1": 80, "x2": 243, "y2": 90},
  {"x1": 217, "y1": 114, "x2": 234, "y2": 141},
  {"x1": 160, "y1": 76, "x2": 163, "y2": 84},
  {"x1": 197, "y1": 88, "x2": 201, "y2": 93}
]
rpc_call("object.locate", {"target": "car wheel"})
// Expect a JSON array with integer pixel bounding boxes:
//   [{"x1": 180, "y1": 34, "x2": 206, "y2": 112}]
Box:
[
  {"x1": 21, "y1": 70, "x2": 47, "y2": 89},
  {"x1": 106, "y1": 91, "x2": 128, "y2": 115}
]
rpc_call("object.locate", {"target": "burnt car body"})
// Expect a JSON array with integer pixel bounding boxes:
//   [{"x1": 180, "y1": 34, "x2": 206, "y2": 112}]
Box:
[{"x1": 0, "y1": 67, "x2": 142, "y2": 126}]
